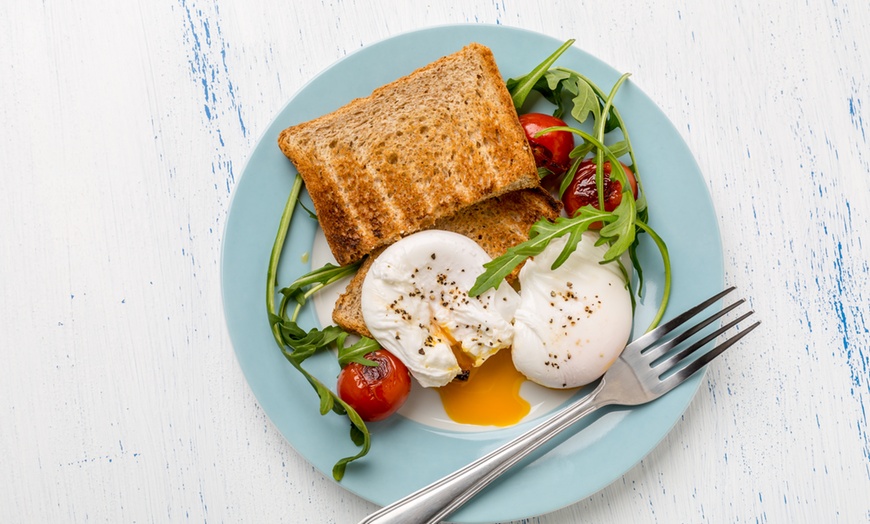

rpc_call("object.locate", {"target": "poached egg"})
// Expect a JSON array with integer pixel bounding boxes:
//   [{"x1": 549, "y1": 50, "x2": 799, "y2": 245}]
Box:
[
  {"x1": 361, "y1": 230, "x2": 520, "y2": 388},
  {"x1": 512, "y1": 232, "x2": 633, "y2": 388}
]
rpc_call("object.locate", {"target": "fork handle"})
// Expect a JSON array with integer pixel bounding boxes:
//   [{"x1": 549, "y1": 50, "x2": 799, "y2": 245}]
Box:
[{"x1": 358, "y1": 380, "x2": 610, "y2": 524}]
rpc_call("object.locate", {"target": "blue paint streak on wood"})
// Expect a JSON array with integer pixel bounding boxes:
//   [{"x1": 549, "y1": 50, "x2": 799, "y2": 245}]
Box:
[
  {"x1": 179, "y1": 0, "x2": 245, "y2": 196},
  {"x1": 831, "y1": 222, "x2": 870, "y2": 478},
  {"x1": 848, "y1": 96, "x2": 865, "y2": 142}
]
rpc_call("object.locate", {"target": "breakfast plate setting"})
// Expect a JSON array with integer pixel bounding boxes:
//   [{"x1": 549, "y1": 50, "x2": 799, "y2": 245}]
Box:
[{"x1": 222, "y1": 24, "x2": 724, "y2": 523}]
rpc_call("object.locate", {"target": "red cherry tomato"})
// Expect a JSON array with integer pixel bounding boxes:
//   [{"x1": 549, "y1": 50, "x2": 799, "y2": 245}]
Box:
[
  {"x1": 518, "y1": 113, "x2": 575, "y2": 177},
  {"x1": 337, "y1": 350, "x2": 411, "y2": 422},
  {"x1": 562, "y1": 160, "x2": 638, "y2": 227}
]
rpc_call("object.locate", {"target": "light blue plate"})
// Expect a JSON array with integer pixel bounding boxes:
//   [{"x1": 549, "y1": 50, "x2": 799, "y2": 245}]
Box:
[{"x1": 222, "y1": 24, "x2": 723, "y2": 523}]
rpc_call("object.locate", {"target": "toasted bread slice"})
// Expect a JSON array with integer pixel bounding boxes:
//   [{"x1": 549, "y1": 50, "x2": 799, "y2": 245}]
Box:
[
  {"x1": 278, "y1": 43, "x2": 538, "y2": 266},
  {"x1": 332, "y1": 188, "x2": 561, "y2": 337}
]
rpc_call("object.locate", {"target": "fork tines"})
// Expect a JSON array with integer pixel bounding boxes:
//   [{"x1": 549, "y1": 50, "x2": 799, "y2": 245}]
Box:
[{"x1": 632, "y1": 287, "x2": 760, "y2": 383}]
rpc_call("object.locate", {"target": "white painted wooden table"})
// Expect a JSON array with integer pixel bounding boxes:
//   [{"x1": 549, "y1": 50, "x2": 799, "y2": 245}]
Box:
[{"x1": 2, "y1": 1, "x2": 869, "y2": 522}]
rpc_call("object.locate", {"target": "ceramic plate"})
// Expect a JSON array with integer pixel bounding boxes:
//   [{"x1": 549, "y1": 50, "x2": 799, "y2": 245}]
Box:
[{"x1": 222, "y1": 24, "x2": 723, "y2": 523}]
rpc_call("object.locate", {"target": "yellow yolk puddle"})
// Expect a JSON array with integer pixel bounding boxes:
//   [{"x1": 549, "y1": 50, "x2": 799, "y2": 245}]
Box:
[{"x1": 436, "y1": 349, "x2": 530, "y2": 427}]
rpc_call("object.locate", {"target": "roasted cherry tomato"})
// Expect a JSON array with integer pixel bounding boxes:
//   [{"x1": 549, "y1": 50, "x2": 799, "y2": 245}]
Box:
[
  {"x1": 518, "y1": 113, "x2": 574, "y2": 177},
  {"x1": 562, "y1": 159, "x2": 638, "y2": 227},
  {"x1": 337, "y1": 349, "x2": 411, "y2": 422}
]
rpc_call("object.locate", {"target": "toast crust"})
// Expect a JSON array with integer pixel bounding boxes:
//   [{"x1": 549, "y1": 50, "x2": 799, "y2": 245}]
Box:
[{"x1": 278, "y1": 43, "x2": 538, "y2": 266}]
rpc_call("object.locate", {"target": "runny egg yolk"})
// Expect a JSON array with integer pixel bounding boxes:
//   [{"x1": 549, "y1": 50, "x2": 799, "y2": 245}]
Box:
[{"x1": 436, "y1": 349, "x2": 530, "y2": 427}]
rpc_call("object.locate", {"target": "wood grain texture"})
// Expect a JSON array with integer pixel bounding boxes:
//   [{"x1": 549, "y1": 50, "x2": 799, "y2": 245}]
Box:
[{"x1": 1, "y1": 0, "x2": 868, "y2": 523}]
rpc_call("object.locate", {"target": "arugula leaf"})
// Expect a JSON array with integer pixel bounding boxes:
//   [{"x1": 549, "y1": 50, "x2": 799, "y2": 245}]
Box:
[
  {"x1": 467, "y1": 251, "x2": 527, "y2": 296},
  {"x1": 554, "y1": 67, "x2": 641, "y2": 177},
  {"x1": 635, "y1": 219, "x2": 672, "y2": 329},
  {"x1": 279, "y1": 262, "x2": 379, "y2": 362},
  {"x1": 268, "y1": 315, "x2": 372, "y2": 481},
  {"x1": 298, "y1": 199, "x2": 318, "y2": 220},
  {"x1": 598, "y1": 190, "x2": 637, "y2": 261},
  {"x1": 333, "y1": 408, "x2": 371, "y2": 480},
  {"x1": 537, "y1": 166, "x2": 553, "y2": 179},
  {"x1": 266, "y1": 178, "x2": 376, "y2": 481},
  {"x1": 560, "y1": 74, "x2": 600, "y2": 124},
  {"x1": 280, "y1": 262, "x2": 359, "y2": 305},
  {"x1": 272, "y1": 321, "x2": 344, "y2": 363},
  {"x1": 506, "y1": 39, "x2": 575, "y2": 110},
  {"x1": 606, "y1": 140, "x2": 629, "y2": 158},
  {"x1": 468, "y1": 210, "x2": 609, "y2": 296},
  {"x1": 538, "y1": 69, "x2": 571, "y2": 117},
  {"x1": 337, "y1": 336, "x2": 380, "y2": 368},
  {"x1": 266, "y1": 175, "x2": 304, "y2": 349}
]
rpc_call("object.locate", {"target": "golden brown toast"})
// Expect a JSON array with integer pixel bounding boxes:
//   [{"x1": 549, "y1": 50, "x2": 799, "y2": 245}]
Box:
[
  {"x1": 332, "y1": 188, "x2": 561, "y2": 337},
  {"x1": 278, "y1": 43, "x2": 539, "y2": 266}
]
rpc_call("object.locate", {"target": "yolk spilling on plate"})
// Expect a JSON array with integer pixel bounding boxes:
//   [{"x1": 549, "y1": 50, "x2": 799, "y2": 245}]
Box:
[{"x1": 436, "y1": 349, "x2": 530, "y2": 426}]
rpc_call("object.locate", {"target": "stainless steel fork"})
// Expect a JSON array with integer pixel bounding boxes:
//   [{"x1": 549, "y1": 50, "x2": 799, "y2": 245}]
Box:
[{"x1": 359, "y1": 287, "x2": 760, "y2": 524}]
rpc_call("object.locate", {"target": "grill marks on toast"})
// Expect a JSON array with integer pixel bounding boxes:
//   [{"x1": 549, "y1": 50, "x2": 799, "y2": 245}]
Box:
[
  {"x1": 316, "y1": 140, "x2": 364, "y2": 248},
  {"x1": 278, "y1": 43, "x2": 538, "y2": 266},
  {"x1": 316, "y1": 117, "x2": 410, "y2": 246}
]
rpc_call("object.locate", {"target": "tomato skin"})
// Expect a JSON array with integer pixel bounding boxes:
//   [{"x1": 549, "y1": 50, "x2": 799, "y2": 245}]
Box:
[
  {"x1": 562, "y1": 160, "x2": 638, "y2": 226},
  {"x1": 518, "y1": 113, "x2": 574, "y2": 177},
  {"x1": 337, "y1": 350, "x2": 411, "y2": 422}
]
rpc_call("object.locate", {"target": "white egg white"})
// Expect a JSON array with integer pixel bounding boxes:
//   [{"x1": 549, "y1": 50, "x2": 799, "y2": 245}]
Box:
[
  {"x1": 512, "y1": 232, "x2": 632, "y2": 389},
  {"x1": 361, "y1": 230, "x2": 520, "y2": 388}
]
